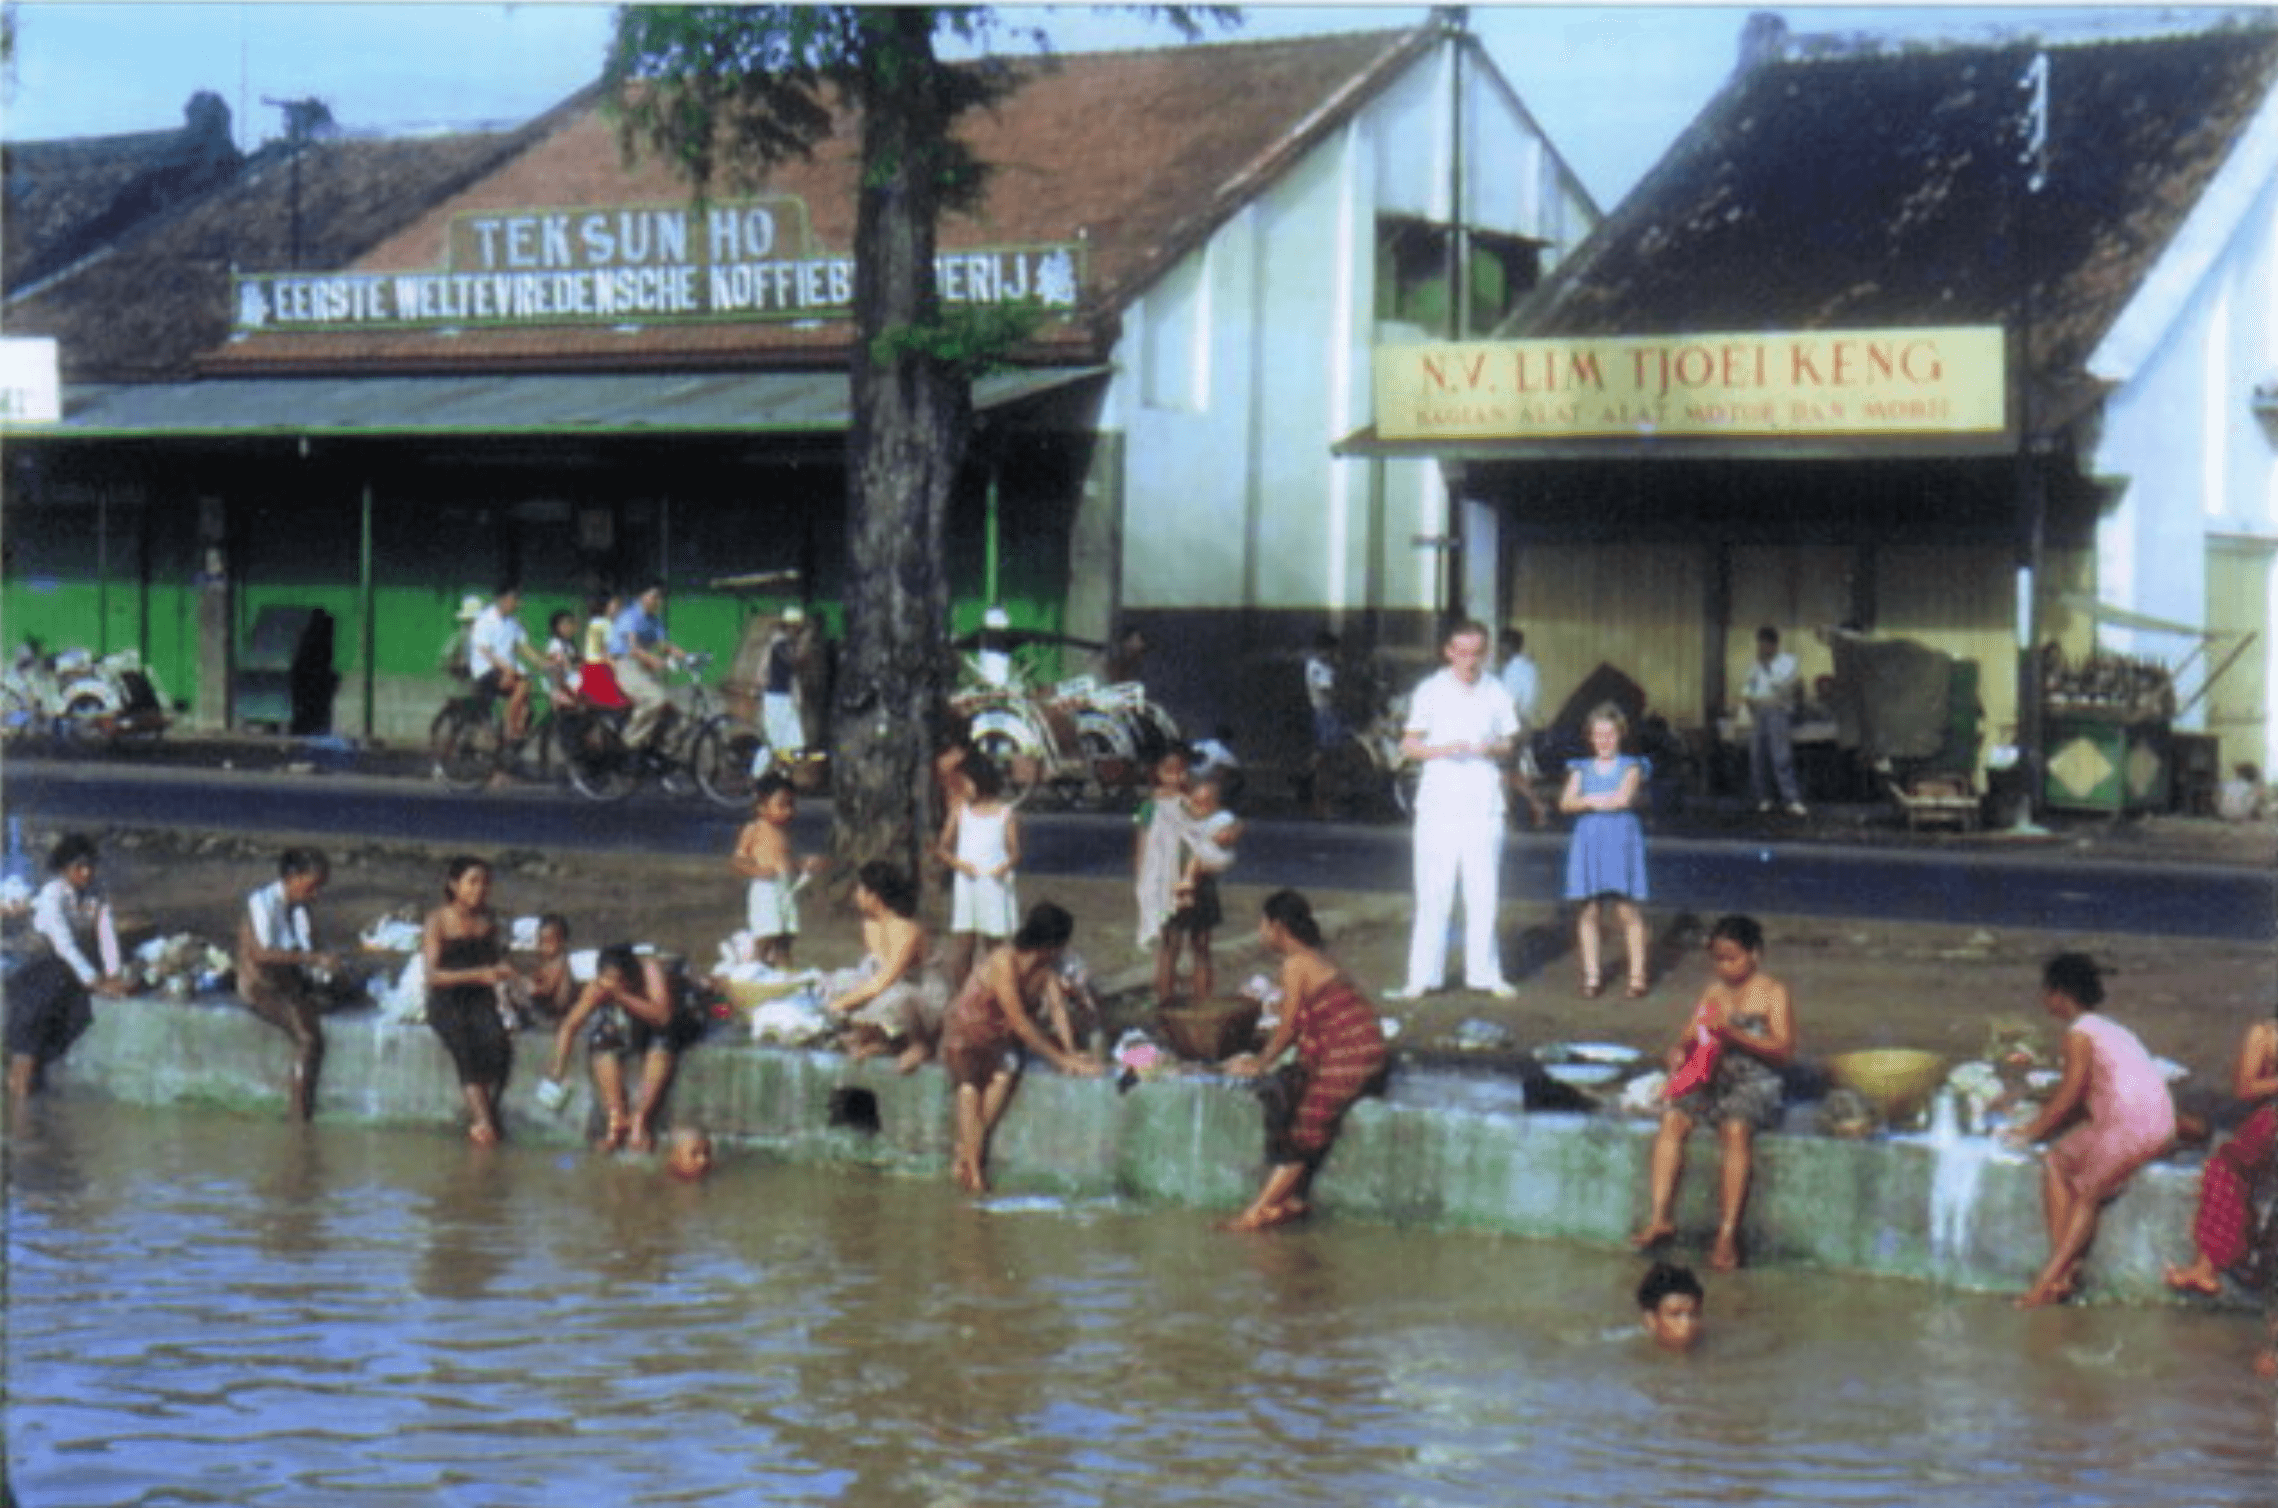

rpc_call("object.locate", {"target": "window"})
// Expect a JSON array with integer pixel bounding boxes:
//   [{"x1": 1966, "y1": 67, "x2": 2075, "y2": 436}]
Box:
[{"x1": 1375, "y1": 217, "x2": 1542, "y2": 336}]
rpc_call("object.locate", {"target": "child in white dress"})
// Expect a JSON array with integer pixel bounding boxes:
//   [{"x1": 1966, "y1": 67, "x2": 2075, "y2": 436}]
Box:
[{"x1": 938, "y1": 756, "x2": 1020, "y2": 990}]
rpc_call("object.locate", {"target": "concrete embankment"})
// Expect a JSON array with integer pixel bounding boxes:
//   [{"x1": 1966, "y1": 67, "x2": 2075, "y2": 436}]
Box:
[{"x1": 54, "y1": 996, "x2": 2234, "y2": 1307}]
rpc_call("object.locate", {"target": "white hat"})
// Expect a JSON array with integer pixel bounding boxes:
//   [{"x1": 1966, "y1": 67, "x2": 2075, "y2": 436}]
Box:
[
  {"x1": 782, "y1": 604, "x2": 805, "y2": 624},
  {"x1": 984, "y1": 606, "x2": 1010, "y2": 629},
  {"x1": 456, "y1": 594, "x2": 485, "y2": 623}
]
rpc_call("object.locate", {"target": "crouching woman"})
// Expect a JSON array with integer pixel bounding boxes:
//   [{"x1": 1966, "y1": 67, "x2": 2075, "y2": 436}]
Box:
[{"x1": 1219, "y1": 889, "x2": 1390, "y2": 1231}]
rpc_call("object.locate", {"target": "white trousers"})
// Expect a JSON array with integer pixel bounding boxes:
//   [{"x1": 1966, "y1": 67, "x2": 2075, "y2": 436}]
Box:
[{"x1": 1404, "y1": 792, "x2": 1506, "y2": 991}]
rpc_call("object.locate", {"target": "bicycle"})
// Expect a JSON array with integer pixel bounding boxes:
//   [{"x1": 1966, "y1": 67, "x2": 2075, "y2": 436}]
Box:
[
  {"x1": 429, "y1": 676, "x2": 562, "y2": 792},
  {"x1": 560, "y1": 652, "x2": 753, "y2": 804}
]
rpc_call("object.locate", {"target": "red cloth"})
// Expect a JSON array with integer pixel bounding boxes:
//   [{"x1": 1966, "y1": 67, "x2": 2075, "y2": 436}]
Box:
[
  {"x1": 1289, "y1": 977, "x2": 1387, "y2": 1156},
  {"x1": 1663, "y1": 1001, "x2": 1721, "y2": 1100},
  {"x1": 578, "y1": 660, "x2": 628, "y2": 709},
  {"x1": 2194, "y1": 1102, "x2": 2277, "y2": 1273}
]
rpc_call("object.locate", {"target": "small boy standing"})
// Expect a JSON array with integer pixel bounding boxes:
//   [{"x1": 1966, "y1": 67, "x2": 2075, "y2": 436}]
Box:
[
  {"x1": 732, "y1": 774, "x2": 822, "y2": 967},
  {"x1": 1162, "y1": 773, "x2": 1242, "y2": 1005}
]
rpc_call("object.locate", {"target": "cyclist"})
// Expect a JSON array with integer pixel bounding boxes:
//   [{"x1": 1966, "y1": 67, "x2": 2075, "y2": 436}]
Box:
[
  {"x1": 467, "y1": 583, "x2": 544, "y2": 744},
  {"x1": 609, "y1": 582, "x2": 688, "y2": 752}
]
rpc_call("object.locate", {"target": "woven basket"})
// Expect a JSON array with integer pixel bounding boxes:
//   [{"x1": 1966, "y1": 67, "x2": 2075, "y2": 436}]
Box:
[
  {"x1": 1154, "y1": 1000, "x2": 1263, "y2": 1061},
  {"x1": 1826, "y1": 1049, "x2": 1947, "y2": 1125}
]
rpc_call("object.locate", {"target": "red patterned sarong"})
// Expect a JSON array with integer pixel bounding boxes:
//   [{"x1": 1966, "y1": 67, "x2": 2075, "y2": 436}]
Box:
[
  {"x1": 2194, "y1": 1102, "x2": 2277, "y2": 1273},
  {"x1": 1288, "y1": 978, "x2": 1388, "y2": 1160}
]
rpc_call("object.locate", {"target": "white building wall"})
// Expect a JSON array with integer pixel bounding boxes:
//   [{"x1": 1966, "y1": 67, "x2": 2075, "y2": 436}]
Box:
[
  {"x1": 2085, "y1": 119, "x2": 2278, "y2": 756},
  {"x1": 1104, "y1": 34, "x2": 1592, "y2": 630}
]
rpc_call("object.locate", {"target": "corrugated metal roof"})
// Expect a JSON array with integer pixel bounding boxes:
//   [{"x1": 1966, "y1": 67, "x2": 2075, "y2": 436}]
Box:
[{"x1": 9, "y1": 366, "x2": 1107, "y2": 439}]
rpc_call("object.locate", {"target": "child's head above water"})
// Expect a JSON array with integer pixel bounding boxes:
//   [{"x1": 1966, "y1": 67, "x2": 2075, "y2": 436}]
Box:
[{"x1": 1636, "y1": 1260, "x2": 1704, "y2": 1351}]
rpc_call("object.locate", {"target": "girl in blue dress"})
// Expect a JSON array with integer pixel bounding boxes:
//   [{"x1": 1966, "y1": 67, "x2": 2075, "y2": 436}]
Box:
[{"x1": 1560, "y1": 706, "x2": 1650, "y2": 998}]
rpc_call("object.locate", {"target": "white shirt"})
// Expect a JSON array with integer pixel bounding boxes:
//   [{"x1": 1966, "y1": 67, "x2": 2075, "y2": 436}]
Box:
[
  {"x1": 1498, "y1": 654, "x2": 1539, "y2": 728},
  {"x1": 468, "y1": 604, "x2": 528, "y2": 679},
  {"x1": 244, "y1": 879, "x2": 314, "y2": 956},
  {"x1": 1744, "y1": 650, "x2": 1800, "y2": 711},
  {"x1": 1304, "y1": 654, "x2": 1335, "y2": 712},
  {"x1": 1404, "y1": 668, "x2": 1519, "y2": 813},
  {"x1": 32, "y1": 877, "x2": 120, "y2": 985}
]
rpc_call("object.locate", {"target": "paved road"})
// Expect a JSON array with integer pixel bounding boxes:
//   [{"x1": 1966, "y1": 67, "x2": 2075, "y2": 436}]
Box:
[{"x1": 7, "y1": 755, "x2": 2270, "y2": 941}]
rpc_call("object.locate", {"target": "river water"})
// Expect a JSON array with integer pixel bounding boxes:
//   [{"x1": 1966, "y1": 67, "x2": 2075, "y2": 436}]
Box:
[{"x1": 6, "y1": 1101, "x2": 2272, "y2": 1506}]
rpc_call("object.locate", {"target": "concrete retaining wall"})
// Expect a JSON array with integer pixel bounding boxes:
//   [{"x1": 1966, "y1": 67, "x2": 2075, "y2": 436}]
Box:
[{"x1": 48, "y1": 998, "x2": 2233, "y2": 1306}]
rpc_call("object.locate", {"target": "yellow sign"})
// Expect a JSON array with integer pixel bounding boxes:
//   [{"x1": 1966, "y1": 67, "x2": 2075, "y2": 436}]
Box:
[{"x1": 1374, "y1": 327, "x2": 2007, "y2": 441}]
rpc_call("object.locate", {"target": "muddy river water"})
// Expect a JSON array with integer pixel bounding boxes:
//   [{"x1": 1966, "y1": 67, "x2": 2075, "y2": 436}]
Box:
[{"x1": 6, "y1": 1102, "x2": 2271, "y2": 1506}]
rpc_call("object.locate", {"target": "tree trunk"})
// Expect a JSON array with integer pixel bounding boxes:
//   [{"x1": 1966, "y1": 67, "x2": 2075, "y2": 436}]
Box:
[{"x1": 829, "y1": 9, "x2": 971, "y2": 880}]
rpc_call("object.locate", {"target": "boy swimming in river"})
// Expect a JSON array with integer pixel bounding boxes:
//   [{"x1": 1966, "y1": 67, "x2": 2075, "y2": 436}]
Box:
[{"x1": 1636, "y1": 1260, "x2": 1704, "y2": 1351}]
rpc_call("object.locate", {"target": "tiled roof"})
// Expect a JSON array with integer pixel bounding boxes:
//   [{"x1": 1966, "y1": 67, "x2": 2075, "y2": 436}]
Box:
[
  {"x1": 3, "y1": 92, "x2": 242, "y2": 295},
  {"x1": 4, "y1": 89, "x2": 599, "y2": 382},
  {"x1": 1508, "y1": 21, "x2": 2278, "y2": 426},
  {"x1": 204, "y1": 26, "x2": 1437, "y2": 375}
]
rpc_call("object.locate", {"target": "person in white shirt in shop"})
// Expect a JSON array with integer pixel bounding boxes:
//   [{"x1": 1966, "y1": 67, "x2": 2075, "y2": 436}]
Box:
[{"x1": 1743, "y1": 625, "x2": 1807, "y2": 817}]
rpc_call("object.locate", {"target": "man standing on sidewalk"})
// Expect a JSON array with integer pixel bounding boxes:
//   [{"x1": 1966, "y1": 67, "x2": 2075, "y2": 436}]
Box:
[
  {"x1": 1393, "y1": 619, "x2": 1518, "y2": 1000},
  {"x1": 1745, "y1": 625, "x2": 1807, "y2": 816}
]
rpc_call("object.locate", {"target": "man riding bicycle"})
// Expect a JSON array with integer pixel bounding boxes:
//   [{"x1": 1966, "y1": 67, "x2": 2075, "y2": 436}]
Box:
[
  {"x1": 467, "y1": 584, "x2": 545, "y2": 744},
  {"x1": 609, "y1": 582, "x2": 688, "y2": 752}
]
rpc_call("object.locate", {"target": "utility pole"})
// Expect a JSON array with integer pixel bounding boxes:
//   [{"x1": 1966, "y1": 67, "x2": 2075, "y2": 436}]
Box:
[
  {"x1": 262, "y1": 95, "x2": 331, "y2": 269},
  {"x1": 2012, "y1": 50, "x2": 2051, "y2": 826}
]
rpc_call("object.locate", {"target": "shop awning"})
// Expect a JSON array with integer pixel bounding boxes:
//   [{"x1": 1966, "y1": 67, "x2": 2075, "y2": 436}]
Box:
[{"x1": 9, "y1": 367, "x2": 1109, "y2": 439}]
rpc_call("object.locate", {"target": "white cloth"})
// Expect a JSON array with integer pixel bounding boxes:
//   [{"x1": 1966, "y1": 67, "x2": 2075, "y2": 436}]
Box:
[
  {"x1": 1498, "y1": 653, "x2": 1540, "y2": 729},
  {"x1": 1401, "y1": 668, "x2": 1518, "y2": 993},
  {"x1": 244, "y1": 880, "x2": 313, "y2": 956},
  {"x1": 1186, "y1": 807, "x2": 1238, "y2": 872},
  {"x1": 950, "y1": 803, "x2": 1019, "y2": 937},
  {"x1": 1133, "y1": 796, "x2": 1188, "y2": 950},
  {"x1": 1304, "y1": 653, "x2": 1335, "y2": 712},
  {"x1": 748, "y1": 874, "x2": 803, "y2": 938},
  {"x1": 467, "y1": 604, "x2": 528, "y2": 679},
  {"x1": 32, "y1": 877, "x2": 120, "y2": 985},
  {"x1": 761, "y1": 691, "x2": 806, "y2": 756}
]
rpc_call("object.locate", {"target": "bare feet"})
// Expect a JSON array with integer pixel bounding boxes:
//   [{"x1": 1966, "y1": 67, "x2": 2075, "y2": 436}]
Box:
[
  {"x1": 627, "y1": 1120, "x2": 655, "y2": 1154},
  {"x1": 1222, "y1": 1200, "x2": 1306, "y2": 1232},
  {"x1": 598, "y1": 1112, "x2": 629, "y2": 1152},
  {"x1": 952, "y1": 1153, "x2": 986, "y2": 1194},
  {"x1": 2163, "y1": 1259, "x2": 2223, "y2": 1297},
  {"x1": 2255, "y1": 1349, "x2": 2278, "y2": 1382},
  {"x1": 1709, "y1": 1232, "x2": 1744, "y2": 1272},
  {"x1": 468, "y1": 1120, "x2": 500, "y2": 1146},
  {"x1": 2014, "y1": 1270, "x2": 2080, "y2": 1310},
  {"x1": 1628, "y1": 1222, "x2": 1676, "y2": 1251}
]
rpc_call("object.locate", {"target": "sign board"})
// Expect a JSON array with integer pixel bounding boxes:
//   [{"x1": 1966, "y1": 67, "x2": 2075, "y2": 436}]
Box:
[
  {"x1": 0, "y1": 337, "x2": 61, "y2": 424},
  {"x1": 1374, "y1": 327, "x2": 2008, "y2": 442},
  {"x1": 232, "y1": 196, "x2": 1082, "y2": 334}
]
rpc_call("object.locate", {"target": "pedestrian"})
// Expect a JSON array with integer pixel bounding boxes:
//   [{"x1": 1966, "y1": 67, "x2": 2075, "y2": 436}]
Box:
[
  {"x1": 1561, "y1": 705, "x2": 1651, "y2": 998},
  {"x1": 1392, "y1": 619, "x2": 1519, "y2": 1000},
  {"x1": 545, "y1": 943, "x2": 706, "y2": 1154},
  {"x1": 421, "y1": 855, "x2": 518, "y2": 1145},
  {"x1": 468, "y1": 582, "x2": 540, "y2": 745},
  {"x1": 1743, "y1": 625, "x2": 1806, "y2": 817},
  {"x1": 8, "y1": 833, "x2": 131, "y2": 1101},
  {"x1": 733, "y1": 773, "x2": 823, "y2": 968},
  {"x1": 1218, "y1": 889, "x2": 1389, "y2": 1231},
  {"x1": 1100, "y1": 623, "x2": 1148, "y2": 686},
  {"x1": 235, "y1": 846, "x2": 340, "y2": 1121},
  {"x1": 1133, "y1": 746, "x2": 1193, "y2": 990},
  {"x1": 2005, "y1": 952, "x2": 2178, "y2": 1308},
  {"x1": 937, "y1": 755, "x2": 1020, "y2": 992},
  {"x1": 760, "y1": 605, "x2": 807, "y2": 766},
  {"x1": 1498, "y1": 627, "x2": 1549, "y2": 828},
  {"x1": 2164, "y1": 1002, "x2": 2278, "y2": 1297},
  {"x1": 1162, "y1": 772, "x2": 1242, "y2": 1005},
  {"x1": 937, "y1": 902, "x2": 1104, "y2": 1193},
  {"x1": 609, "y1": 582, "x2": 686, "y2": 752},
  {"x1": 1632, "y1": 914, "x2": 1796, "y2": 1271}
]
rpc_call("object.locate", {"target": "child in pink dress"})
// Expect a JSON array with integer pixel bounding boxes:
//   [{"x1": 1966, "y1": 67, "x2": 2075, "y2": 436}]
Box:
[{"x1": 2006, "y1": 952, "x2": 2177, "y2": 1308}]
